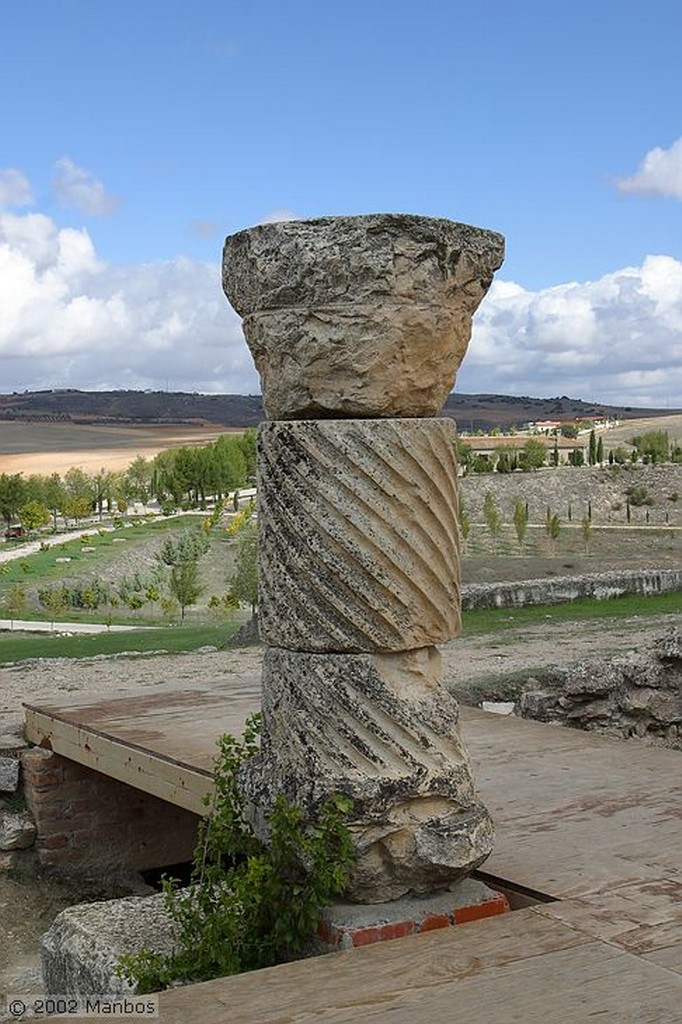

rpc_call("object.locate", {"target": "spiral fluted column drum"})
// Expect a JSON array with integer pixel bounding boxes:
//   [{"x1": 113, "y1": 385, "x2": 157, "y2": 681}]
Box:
[{"x1": 257, "y1": 418, "x2": 461, "y2": 652}]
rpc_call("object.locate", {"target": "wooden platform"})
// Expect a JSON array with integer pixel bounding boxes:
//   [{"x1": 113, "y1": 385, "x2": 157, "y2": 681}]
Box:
[
  {"x1": 24, "y1": 678, "x2": 261, "y2": 814},
  {"x1": 25, "y1": 680, "x2": 682, "y2": 1022}
]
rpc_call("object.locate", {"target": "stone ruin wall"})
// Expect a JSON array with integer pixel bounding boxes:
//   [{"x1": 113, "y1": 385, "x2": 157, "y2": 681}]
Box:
[{"x1": 517, "y1": 628, "x2": 682, "y2": 748}]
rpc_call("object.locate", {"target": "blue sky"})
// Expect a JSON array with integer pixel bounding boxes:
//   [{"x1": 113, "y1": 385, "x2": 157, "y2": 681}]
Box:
[{"x1": 1, "y1": 0, "x2": 681, "y2": 406}]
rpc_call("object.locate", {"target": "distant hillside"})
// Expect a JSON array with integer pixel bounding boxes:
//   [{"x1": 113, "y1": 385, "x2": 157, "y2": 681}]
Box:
[{"x1": 0, "y1": 390, "x2": 677, "y2": 432}]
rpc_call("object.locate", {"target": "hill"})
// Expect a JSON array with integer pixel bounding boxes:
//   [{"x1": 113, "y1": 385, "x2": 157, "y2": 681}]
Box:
[{"x1": 0, "y1": 389, "x2": 677, "y2": 432}]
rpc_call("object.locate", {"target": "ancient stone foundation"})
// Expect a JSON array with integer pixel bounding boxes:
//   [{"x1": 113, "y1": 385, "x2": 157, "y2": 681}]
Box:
[{"x1": 223, "y1": 213, "x2": 504, "y2": 902}]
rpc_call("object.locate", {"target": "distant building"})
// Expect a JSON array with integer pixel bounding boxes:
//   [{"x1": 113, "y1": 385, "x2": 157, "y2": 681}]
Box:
[{"x1": 457, "y1": 434, "x2": 588, "y2": 471}]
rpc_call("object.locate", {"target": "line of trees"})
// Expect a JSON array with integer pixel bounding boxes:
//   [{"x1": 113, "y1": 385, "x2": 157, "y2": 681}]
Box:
[{"x1": 0, "y1": 430, "x2": 257, "y2": 534}]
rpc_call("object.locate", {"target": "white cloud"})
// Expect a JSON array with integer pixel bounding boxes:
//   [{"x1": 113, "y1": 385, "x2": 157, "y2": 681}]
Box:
[
  {"x1": 0, "y1": 209, "x2": 257, "y2": 393},
  {"x1": 257, "y1": 208, "x2": 299, "y2": 224},
  {"x1": 616, "y1": 138, "x2": 682, "y2": 199},
  {"x1": 53, "y1": 158, "x2": 120, "y2": 217},
  {"x1": 1, "y1": 206, "x2": 681, "y2": 408},
  {"x1": 461, "y1": 255, "x2": 682, "y2": 407},
  {"x1": 0, "y1": 168, "x2": 34, "y2": 208}
]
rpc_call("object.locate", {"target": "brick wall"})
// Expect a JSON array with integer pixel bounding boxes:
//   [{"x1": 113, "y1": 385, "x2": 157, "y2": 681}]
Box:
[{"x1": 21, "y1": 748, "x2": 199, "y2": 872}]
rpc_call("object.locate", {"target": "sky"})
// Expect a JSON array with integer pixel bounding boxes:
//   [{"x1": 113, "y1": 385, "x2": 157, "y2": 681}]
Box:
[{"x1": 1, "y1": 0, "x2": 681, "y2": 408}]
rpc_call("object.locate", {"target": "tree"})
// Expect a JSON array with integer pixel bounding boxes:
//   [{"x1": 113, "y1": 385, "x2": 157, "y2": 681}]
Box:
[
  {"x1": 63, "y1": 468, "x2": 94, "y2": 523},
  {"x1": 568, "y1": 449, "x2": 585, "y2": 467},
  {"x1": 459, "y1": 507, "x2": 471, "y2": 554},
  {"x1": 92, "y1": 468, "x2": 113, "y2": 520},
  {"x1": 125, "y1": 456, "x2": 153, "y2": 504},
  {"x1": 581, "y1": 515, "x2": 592, "y2": 554},
  {"x1": 455, "y1": 439, "x2": 473, "y2": 475},
  {"x1": 496, "y1": 449, "x2": 514, "y2": 473},
  {"x1": 170, "y1": 558, "x2": 204, "y2": 620},
  {"x1": 42, "y1": 473, "x2": 67, "y2": 531},
  {"x1": 157, "y1": 528, "x2": 210, "y2": 620},
  {"x1": 588, "y1": 430, "x2": 597, "y2": 466},
  {"x1": 0, "y1": 473, "x2": 26, "y2": 529},
  {"x1": 545, "y1": 511, "x2": 561, "y2": 554},
  {"x1": 519, "y1": 439, "x2": 546, "y2": 471},
  {"x1": 38, "y1": 585, "x2": 69, "y2": 631},
  {"x1": 472, "y1": 453, "x2": 494, "y2": 474},
  {"x1": 238, "y1": 428, "x2": 258, "y2": 480},
  {"x1": 560, "y1": 424, "x2": 578, "y2": 439},
  {"x1": 483, "y1": 492, "x2": 502, "y2": 552},
  {"x1": 512, "y1": 498, "x2": 528, "y2": 553},
  {"x1": 632, "y1": 430, "x2": 669, "y2": 464},
  {"x1": 229, "y1": 519, "x2": 259, "y2": 617},
  {"x1": 596, "y1": 436, "x2": 604, "y2": 464},
  {"x1": 4, "y1": 584, "x2": 27, "y2": 630},
  {"x1": 18, "y1": 499, "x2": 51, "y2": 534},
  {"x1": 158, "y1": 529, "x2": 210, "y2": 568}
]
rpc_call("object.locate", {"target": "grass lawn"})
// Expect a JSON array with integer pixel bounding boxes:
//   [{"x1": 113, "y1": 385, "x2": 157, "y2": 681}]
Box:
[
  {"x1": 0, "y1": 621, "x2": 241, "y2": 665},
  {"x1": 0, "y1": 516, "x2": 201, "y2": 595},
  {"x1": 461, "y1": 590, "x2": 681, "y2": 636},
  {"x1": 0, "y1": 591, "x2": 678, "y2": 664}
]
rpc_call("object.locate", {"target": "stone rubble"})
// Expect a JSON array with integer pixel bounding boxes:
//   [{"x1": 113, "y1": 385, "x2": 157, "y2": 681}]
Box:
[
  {"x1": 0, "y1": 755, "x2": 20, "y2": 791},
  {"x1": 517, "y1": 627, "x2": 682, "y2": 744},
  {"x1": 0, "y1": 810, "x2": 36, "y2": 851}
]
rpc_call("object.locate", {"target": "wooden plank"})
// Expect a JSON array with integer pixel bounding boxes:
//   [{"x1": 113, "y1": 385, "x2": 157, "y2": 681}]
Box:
[
  {"x1": 23, "y1": 677, "x2": 261, "y2": 814},
  {"x1": 99, "y1": 912, "x2": 681, "y2": 1024},
  {"x1": 529, "y1": 878, "x2": 682, "y2": 955},
  {"x1": 641, "y1": 943, "x2": 682, "y2": 975},
  {"x1": 24, "y1": 708, "x2": 213, "y2": 815},
  {"x1": 23, "y1": 676, "x2": 261, "y2": 773}
]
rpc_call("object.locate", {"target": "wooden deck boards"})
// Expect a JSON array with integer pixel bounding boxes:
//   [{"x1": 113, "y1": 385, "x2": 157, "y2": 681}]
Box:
[
  {"x1": 69, "y1": 909, "x2": 682, "y2": 1023},
  {"x1": 26, "y1": 679, "x2": 682, "y2": 1022},
  {"x1": 462, "y1": 709, "x2": 682, "y2": 899}
]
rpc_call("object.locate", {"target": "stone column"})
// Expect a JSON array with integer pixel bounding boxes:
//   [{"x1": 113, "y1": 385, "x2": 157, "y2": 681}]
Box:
[{"x1": 223, "y1": 214, "x2": 504, "y2": 902}]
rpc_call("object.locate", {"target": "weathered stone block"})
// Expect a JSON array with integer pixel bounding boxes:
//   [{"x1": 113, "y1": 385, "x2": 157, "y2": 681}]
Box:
[
  {"x1": 241, "y1": 647, "x2": 494, "y2": 903},
  {"x1": 257, "y1": 418, "x2": 461, "y2": 652},
  {"x1": 223, "y1": 214, "x2": 504, "y2": 419},
  {"x1": 42, "y1": 894, "x2": 176, "y2": 996},
  {"x1": 0, "y1": 810, "x2": 36, "y2": 851},
  {"x1": 0, "y1": 756, "x2": 20, "y2": 791}
]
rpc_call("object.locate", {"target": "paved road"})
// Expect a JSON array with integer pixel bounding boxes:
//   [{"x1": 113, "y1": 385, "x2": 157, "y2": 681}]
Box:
[{"x1": 0, "y1": 619, "x2": 150, "y2": 634}]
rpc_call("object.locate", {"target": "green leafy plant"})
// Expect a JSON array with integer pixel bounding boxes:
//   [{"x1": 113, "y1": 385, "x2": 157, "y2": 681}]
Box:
[
  {"x1": 483, "y1": 492, "x2": 502, "y2": 552},
  {"x1": 626, "y1": 484, "x2": 654, "y2": 507},
  {"x1": 117, "y1": 715, "x2": 354, "y2": 993}
]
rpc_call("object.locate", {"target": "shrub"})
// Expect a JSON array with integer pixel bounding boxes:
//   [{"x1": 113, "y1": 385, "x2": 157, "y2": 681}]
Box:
[
  {"x1": 625, "y1": 484, "x2": 654, "y2": 507},
  {"x1": 116, "y1": 716, "x2": 353, "y2": 992}
]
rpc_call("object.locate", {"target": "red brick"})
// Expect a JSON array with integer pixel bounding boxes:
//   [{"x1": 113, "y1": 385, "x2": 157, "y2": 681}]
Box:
[
  {"x1": 419, "y1": 913, "x2": 451, "y2": 932},
  {"x1": 453, "y1": 895, "x2": 510, "y2": 925},
  {"x1": 37, "y1": 833, "x2": 70, "y2": 850},
  {"x1": 350, "y1": 921, "x2": 414, "y2": 947},
  {"x1": 377, "y1": 921, "x2": 414, "y2": 942},
  {"x1": 350, "y1": 926, "x2": 382, "y2": 947}
]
